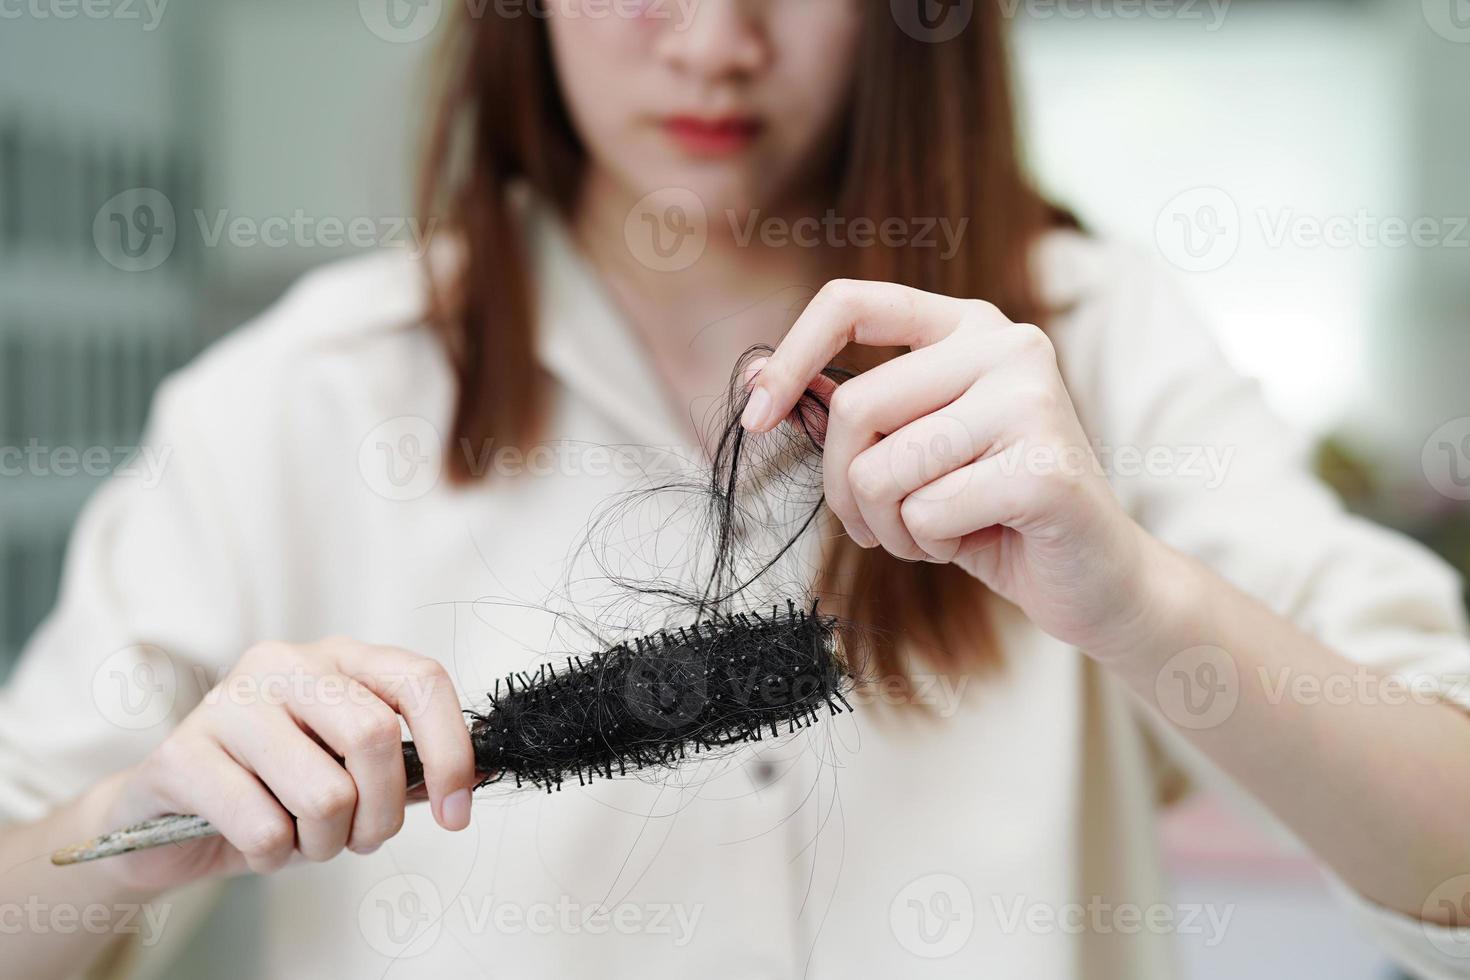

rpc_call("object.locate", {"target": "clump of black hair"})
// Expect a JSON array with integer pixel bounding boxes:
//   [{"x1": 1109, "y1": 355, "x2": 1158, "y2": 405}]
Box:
[{"x1": 561, "y1": 344, "x2": 853, "y2": 629}]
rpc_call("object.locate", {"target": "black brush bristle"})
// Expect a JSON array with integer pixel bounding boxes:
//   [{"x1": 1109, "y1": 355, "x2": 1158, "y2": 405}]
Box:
[{"x1": 465, "y1": 600, "x2": 852, "y2": 792}]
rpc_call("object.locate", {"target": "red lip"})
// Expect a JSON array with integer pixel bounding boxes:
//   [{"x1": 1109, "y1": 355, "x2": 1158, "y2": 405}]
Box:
[{"x1": 662, "y1": 115, "x2": 764, "y2": 157}]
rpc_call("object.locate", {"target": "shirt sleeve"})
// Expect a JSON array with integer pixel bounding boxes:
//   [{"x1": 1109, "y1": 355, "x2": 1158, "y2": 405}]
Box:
[
  {"x1": 1050, "y1": 236, "x2": 1470, "y2": 976},
  {"x1": 0, "y1": 373, "x2": 254, "y2": 823}
]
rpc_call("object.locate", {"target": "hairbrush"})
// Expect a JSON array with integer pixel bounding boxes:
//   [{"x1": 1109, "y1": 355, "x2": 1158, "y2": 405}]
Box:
[{"x1": 52, "y1": 600, "x2": 852, "y2": 865}]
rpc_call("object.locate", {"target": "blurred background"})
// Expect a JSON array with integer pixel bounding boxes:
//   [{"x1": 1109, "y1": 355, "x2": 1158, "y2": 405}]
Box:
[{"x1": 0, "y1": 0, "x2": 1465, "y2": 976}]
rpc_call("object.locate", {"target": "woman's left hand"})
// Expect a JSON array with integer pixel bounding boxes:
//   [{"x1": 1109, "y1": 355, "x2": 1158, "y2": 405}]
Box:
[
  {"x1": 748, "y1": 280, "x2": 1470, "y2": 925},
  {"x1": 743, "y1": 279, "x2": 1170, "y2": 662}
]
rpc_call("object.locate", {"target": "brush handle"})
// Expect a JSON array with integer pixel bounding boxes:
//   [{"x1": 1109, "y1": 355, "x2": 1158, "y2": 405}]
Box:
[
  {"x1": 51, "y1": 742, "x2": 434, "y2": 866},
  {"x1": 51, "y1": 813, "x2": 220, "y2": 865}
]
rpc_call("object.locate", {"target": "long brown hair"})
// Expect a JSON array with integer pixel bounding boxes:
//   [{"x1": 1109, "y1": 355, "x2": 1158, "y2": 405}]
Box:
[{"x1": 419, "y1": 2, "x2": 1064, "y2": 685}]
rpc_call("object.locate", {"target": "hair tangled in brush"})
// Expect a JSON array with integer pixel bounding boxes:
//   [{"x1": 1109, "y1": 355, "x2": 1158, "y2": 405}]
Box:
[
  {"x1": 442, "y1": 348, "x2": 866, "y2": 793},
  {"x1": 448, "y1": 600, "x2": 850, "y2": 792}
]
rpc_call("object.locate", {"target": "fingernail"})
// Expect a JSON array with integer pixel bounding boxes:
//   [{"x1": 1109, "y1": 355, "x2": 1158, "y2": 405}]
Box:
[
  {"x1": 356, "y1": 843, "x2": 382, "y2": 855},
  {"x1": 849, "y1": 523, "x2": 878, "y2": 548},
  {"x1": 742, "y1": 357, "x2": 768, "y2": 389},
  {"x1": 441, "y1": 788, "x2": 472, "y2": 831},
  {"x1": 741, "y1": 386, "x2": 772, "y2": 431}
]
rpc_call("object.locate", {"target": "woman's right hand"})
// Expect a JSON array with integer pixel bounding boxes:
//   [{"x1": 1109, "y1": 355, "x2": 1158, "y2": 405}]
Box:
[{"x1": 89, "y1": 637, "x2": 477, "y2": 893}]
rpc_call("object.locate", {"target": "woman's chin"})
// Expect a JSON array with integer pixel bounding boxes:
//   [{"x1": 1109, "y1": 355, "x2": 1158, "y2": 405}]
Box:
[{"x1": 620, "y1": 161, "x2": 788, "y2": 222}]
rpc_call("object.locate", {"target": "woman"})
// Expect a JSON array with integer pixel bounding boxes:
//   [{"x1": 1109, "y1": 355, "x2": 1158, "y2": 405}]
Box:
[{"x1": 3, "y1": 2, "x2": 1468, "y2": 977}]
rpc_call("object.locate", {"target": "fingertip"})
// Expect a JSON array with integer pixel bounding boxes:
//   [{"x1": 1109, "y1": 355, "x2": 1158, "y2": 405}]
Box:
[
  {"x1": 740, "y1": 385, "x2": 774, "y2": 432},
  {"x1": 847, "y1": 522, "x2": 878, "y2": 549},
  {"x1": 439, "y1": 788, "x2": 472, "y2": 832}
]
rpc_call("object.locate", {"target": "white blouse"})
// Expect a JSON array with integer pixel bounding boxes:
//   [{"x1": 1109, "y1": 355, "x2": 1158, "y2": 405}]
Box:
[{"x1": 3, "y1": 205, "x2": 1469, "y2": 979}]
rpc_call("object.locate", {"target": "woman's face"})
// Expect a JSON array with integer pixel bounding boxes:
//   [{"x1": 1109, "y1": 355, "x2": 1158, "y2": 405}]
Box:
[{"x1": 545, "y1": 0, "x2": 864, "y2": 218}]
